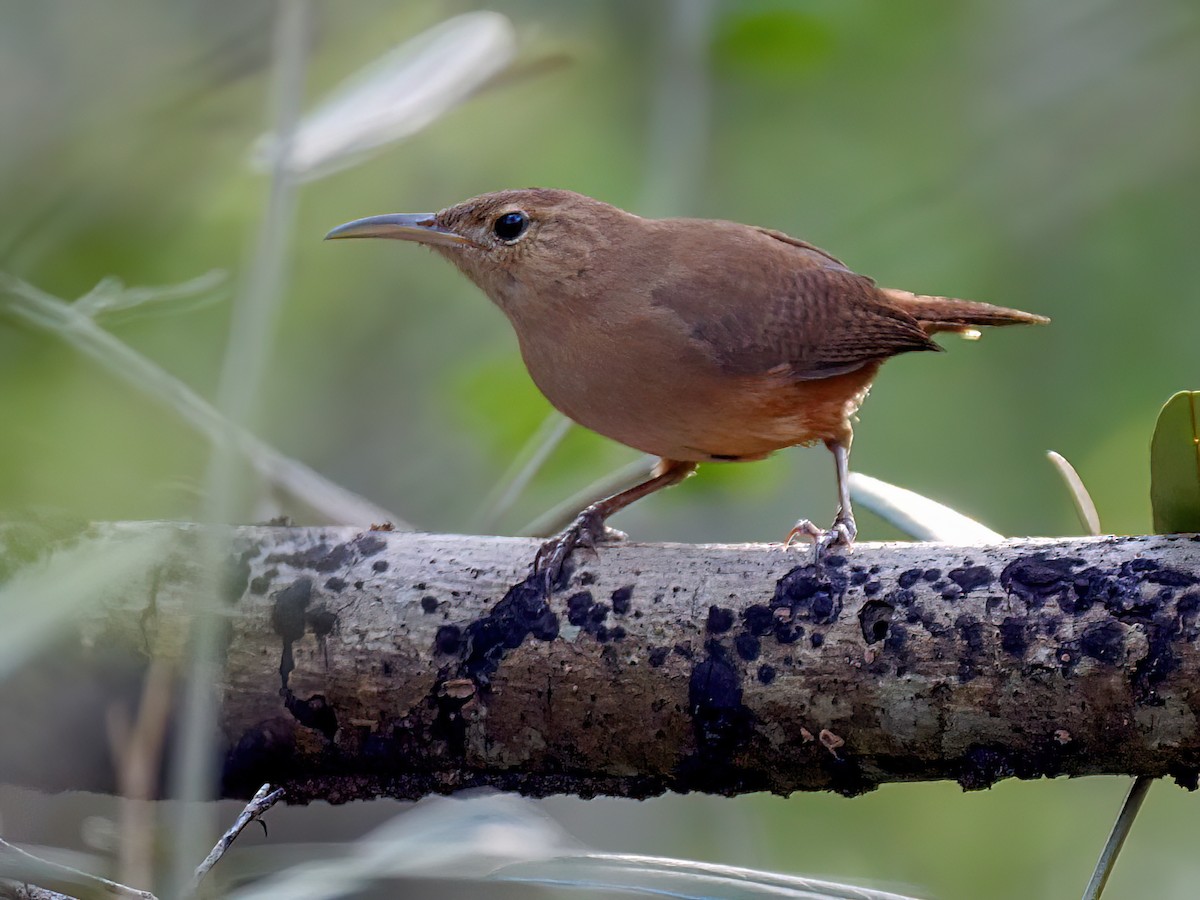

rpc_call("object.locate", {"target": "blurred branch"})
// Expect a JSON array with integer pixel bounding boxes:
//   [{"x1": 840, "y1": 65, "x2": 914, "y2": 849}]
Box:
[
  {"x1": 0, "y1": 836, "x2": 156, "y2": 899},
  {"x1": 181, "y1": 784, "x2": 283, "y2": 900},
  {"x1": 0, "y1": 272, "x2": 405, "y2": 528},
  {"x1": 3, "y1": 523, "x2": 1199, "y2": 801},
  {"x1": 641, "y1": 0, "x2": 716, "y2": 216},
  {"x1": 106, "y1": 663, "x2": 173, "y2": 891}
]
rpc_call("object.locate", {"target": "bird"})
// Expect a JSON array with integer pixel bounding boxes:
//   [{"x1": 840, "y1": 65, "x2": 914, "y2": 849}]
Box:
[{"x1": 326, "y1": 188, "x2": 1047, "y2": 588}]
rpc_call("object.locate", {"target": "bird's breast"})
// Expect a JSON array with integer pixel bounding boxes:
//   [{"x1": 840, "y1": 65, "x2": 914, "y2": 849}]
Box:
[{"x1": 513, "y1": 306, "x2": 878, "y2": 462}]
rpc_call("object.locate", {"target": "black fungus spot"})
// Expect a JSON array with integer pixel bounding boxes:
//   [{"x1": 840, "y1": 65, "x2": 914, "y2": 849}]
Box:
[
  {"x1": 824, "y1": 554, "x2": 847, "y2": 568},
  {"x1": 648, "y1": 646, "x2": 669, "y2": 667},
  {"x1": 1170, "y1": 766, "x2": 1199, "y2": 791},
  {"x1": 307, "y1": 604, "x2": 336, "y2": 637},
  {"x1": 460, "y1": 576, "x2": 560, "y2": 684},
  {"x1": 825, "y1": 755, "x2": 876, "y2": 798},
  {"x1": 898, "y1": 569, "x2": 923, "y2": 589},
  {"x1": 689, "y1": 641, "x2": 752, "y2": 762},
  {"x1": 775, "y1": 621, "x2": 804, "y2": 644},
  {"x1": 1080, "y1": 620, "x2": 1126, "y2": 664},
  {"x1": 354, "y1": 533, "x2": 387, "y2": 557},
  {"x1": 1132, "y1": 617, "x2": 1182, "y2": 705},
  {"x1": 1071, "y1": 564, "x2": 1150, "y2": 619},
  {"x1": 850, "y1": 569, "x2": 869, "y2": 586},
  {"x1": 858, "y1": 600, "x2": 894, "y2": 645},
  {"x1": 435, "y1": 624, "x2": 463, "y2": 655},
  {"x1": 757, "y1": 664, "x2": 776, "y2": 684},
  {"x1": 959, "y1": 745, "x2": 1016, "y2": 790},
  {"x1": 883, "y1": 622, "x2": 908, "y2": 660},
  {"x1": 810, "y1": 632, "x2": 825, "y2": 648},
  {"x1": 579, "y1": 571, "x2": 597, "y2": 586},
  {"x1": 420, "y1": 595, "x2": 439, "y2": 613},
  {"x1": 864, "y1": 580, "x2": 882, "y2": 597},
  {"x1": 249, "y1": 571, "x2": 274, "y2": 595},
  {"x1": 956, "y1": 615, "x2": 985, "y2": 652},
  {"x1": 566, "y1": 592, "x2": 596, "y2": 627},
  {"x1": 316, "y1": 541, "x2": 354, "y2": 573},
  {"x1": 271, "y1": 579, "x2": 312, "y2": 689},
  {"x1": 1147, "y1": 565, "x2": 1198, "y2": 588},
  {"x1": 923, "y1": 568, "x2": 942, "y2": 582},
  {"x1": 774, "y1": 564, "x2": 847, "y2": 625},
  {"x1": 955, "y1": 615, "x2": 985, "y2": 682},
  {"x1": 1180, "y1": 592, "x2": 1200, "y2": 641},
  {"x1": 734, "y1": 632, "x2": 760, "y2": 661},
  {"x1": 381, "y1": 660, "x2": 393, "y2": 676},
  {"x1": 999, "y1": 617, "x2": 1027, "y2": 657},
  {"x1": 611, "y1": 585, "x2": 634, "y2": 615},
  {"x1": 224, "y1": 550, "x2": 253, "y2": 604},
  {"x1": 949, "y1": 566, "x2": 993, "y2": 594},
  {"x1": 706, "y1": 605, "x2": 735, "y2": 634},
  {"x1": 742, "y1": 604, "x2": 774, "y2": 636},
  {"x1": 609, "y1": 625, "x2": 626, "y2": 641},
  {"x1": 283, "y1": 691, "x2": 337, "y2": 739},
  {"x1": 1000, "y1": 554, "x2": 1083, "y2": 609},
  {"x1": 673, "y1": 643, "x2": 694, "y2": 659},
  {"x1": 324, "y1": 576, "x2": 347, "y2": 593},
  {"x1": 372, "y1": 559, "x2": 389, "y2": 573}
]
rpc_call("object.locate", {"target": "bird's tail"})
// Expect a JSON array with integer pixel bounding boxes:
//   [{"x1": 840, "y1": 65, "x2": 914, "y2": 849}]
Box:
[{"x1": 882, "y1": 288, "x2": 1050, "y2": 335}]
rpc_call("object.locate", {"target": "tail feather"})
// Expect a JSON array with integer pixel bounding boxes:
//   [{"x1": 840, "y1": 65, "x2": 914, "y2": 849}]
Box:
[{"x1": 882, "y1": 288, "x2": 1050, "y2": 335}]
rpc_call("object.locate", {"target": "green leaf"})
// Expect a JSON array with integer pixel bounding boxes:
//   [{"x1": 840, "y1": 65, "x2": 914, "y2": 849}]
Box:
[{"x1": 1150, "y1": 391, "x2": 1200, "y2": 533}]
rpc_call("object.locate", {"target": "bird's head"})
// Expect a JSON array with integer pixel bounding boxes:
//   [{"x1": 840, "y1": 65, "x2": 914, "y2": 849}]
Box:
[{"x1": 325, "y1": 188, "x2": 637, "y2": 318}]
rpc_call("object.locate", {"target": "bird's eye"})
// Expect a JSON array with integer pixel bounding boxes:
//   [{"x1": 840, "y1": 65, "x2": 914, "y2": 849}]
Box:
[{"x1": 493, "y1": 211, "x2": 529, "y2": 242}]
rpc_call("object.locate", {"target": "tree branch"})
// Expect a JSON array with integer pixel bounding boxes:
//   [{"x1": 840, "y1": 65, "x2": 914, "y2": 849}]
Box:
[{"x1": 3, "y1": 522, "x2": 1199, "y2": 801}]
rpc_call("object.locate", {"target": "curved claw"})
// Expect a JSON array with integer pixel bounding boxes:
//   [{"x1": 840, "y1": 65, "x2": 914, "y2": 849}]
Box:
[
  {"x1": 784, "y1": 514, "x2": 857, "y2": 564},
  {"x1": 532, "y1": 506, "x2": 625, "y2": 594}
]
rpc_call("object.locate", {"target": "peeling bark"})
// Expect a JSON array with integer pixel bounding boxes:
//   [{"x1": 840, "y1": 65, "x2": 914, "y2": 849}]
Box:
[{"x1": 2, "y1": 521, "x2": 1200, "y2": 802}]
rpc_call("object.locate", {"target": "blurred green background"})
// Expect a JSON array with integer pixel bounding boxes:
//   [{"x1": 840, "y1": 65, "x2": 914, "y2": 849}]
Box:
[{"x1": 1, "y1": 0, "x2": 1198, "y2": 897}]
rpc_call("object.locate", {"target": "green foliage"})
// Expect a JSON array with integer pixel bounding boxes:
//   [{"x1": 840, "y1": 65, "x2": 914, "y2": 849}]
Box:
[
  {"x1": 1150, "y1": 391, "x2": 1200, "y2": 534},
  {"x1": 712, "y1": 9, "x2": 833, "y2": 79}
]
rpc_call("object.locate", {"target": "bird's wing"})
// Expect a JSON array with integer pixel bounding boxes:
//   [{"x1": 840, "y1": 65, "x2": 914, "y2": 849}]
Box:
[{"x1": 652, "y1": 233, "x2": 940, "y2": 382}]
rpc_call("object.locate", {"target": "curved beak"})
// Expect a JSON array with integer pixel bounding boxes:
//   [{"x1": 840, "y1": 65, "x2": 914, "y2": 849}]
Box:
[{"x1": 324, "y1": 213, "x2": 476, "y2": 248}]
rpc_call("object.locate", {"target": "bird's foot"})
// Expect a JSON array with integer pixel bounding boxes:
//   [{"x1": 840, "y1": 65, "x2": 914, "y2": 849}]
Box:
[
  {"x1": 785, "y1": 514, "x2": 857, "y2": 564},
  {"x1": 532, "y1": 504, "x2": 626, "y2": 595}
]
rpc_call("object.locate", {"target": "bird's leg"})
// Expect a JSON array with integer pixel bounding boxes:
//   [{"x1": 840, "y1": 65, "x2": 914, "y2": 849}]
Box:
[
  {"x1": 786, "y1": 438, "x2": 857, "y2": 562},
  {"x1": 534, "y1": 458, "x2": 697, "y2": 593}
]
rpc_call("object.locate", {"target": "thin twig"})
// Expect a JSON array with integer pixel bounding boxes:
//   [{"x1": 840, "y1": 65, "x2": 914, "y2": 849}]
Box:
[
  {"x1": 0, "y1": 838, "x2": 157, "y2": 900},
  {"x1": 519, "y1": 454, "x2": 656, "y2": 537},
  {"x1": 181, "y1": 784, "x2": 284, "y2": 899},
  {"x1": 1081, "y1": 775, "x2": 1154, "y2": 900},
  {"x1": 473, "y1": 411, "x2": 572, "y2": 531}
]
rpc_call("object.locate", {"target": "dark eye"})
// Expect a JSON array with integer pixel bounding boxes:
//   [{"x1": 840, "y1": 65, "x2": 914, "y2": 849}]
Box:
[{"x1": 493, "y1": 211, "x2": 529, "y2": 242}]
